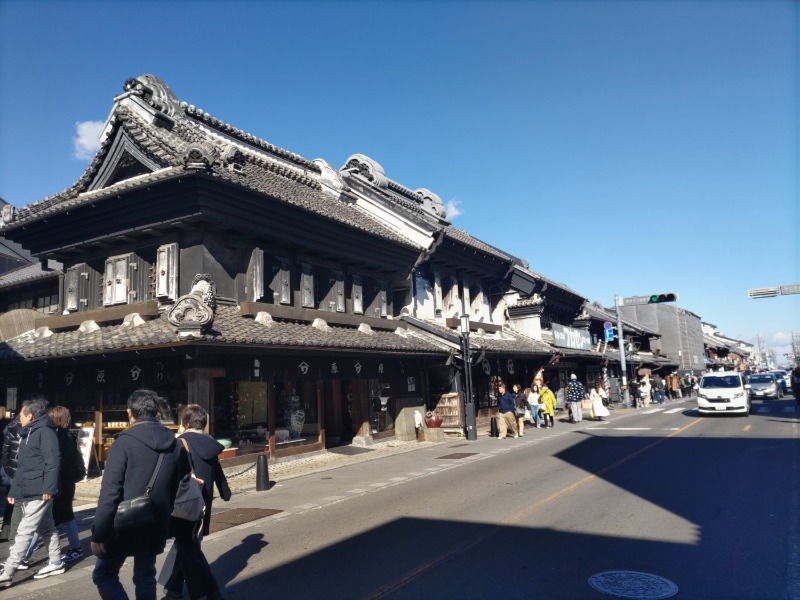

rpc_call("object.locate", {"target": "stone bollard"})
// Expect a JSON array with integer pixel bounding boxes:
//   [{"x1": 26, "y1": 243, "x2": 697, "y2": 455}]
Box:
[{"x1": 256, "y1": 453, "x2": 269, "y2": 491}]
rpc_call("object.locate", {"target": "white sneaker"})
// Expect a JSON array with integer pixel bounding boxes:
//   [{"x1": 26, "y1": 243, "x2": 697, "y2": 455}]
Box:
[
  {"x1": 33, "y1": 562, "x2": 65, "y2": 579},
  {"x1": 0, "y1": 571, "x2": 11, "y2": 588},
  {"x1": 2, "y1": 558, "x2": 28, "y2": 571}
]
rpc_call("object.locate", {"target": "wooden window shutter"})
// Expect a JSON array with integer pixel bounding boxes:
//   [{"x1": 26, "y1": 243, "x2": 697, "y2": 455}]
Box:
[
  {"x1": 65, "y1": 266, "x2": 79, "y2": 312},
  {"x1": 335, "y1": 272, "x2": 345, "y2": 312},
  {"x1": 104, "y1": 254, "x2": 129, "y2": 306},
  {"x1": 279, "y1": 258, "x2": 291, "y2": 305},
  {"x1": 247, "y1": 248, "x2": 264, "y2": 302},
  {"x1": 155, "y1": 243, "x2": 179, "y2": 300},
  {"x1": 352, "y1": 276, "x2": 363, "y2": 314},
  {"x1": 379, "y1": 281, "x2": 387, "y2": 317},
  {"x1": 301, "y1": 263, "x2": 314, "y2": 308}
]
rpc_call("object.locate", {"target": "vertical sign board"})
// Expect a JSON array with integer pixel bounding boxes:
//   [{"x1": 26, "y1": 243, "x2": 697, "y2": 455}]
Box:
[{"x1": 71, "y1": 427, "x2": 95, "y2": 479}]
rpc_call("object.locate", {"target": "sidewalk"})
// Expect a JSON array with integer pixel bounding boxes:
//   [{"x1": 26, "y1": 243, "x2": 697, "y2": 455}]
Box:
[{"x1": 73, "y1": 437, "x2": 442, "y2": 507}]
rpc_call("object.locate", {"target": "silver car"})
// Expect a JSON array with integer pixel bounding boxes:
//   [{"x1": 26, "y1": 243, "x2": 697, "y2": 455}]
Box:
[{"x1": 747, "y1": 373, "x2": 783, "y2": 399}]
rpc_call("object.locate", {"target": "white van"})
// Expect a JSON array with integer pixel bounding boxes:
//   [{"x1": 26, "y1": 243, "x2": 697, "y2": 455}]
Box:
[{"x1": 697, "y1": 371, "x2": 750, "y2": 416}]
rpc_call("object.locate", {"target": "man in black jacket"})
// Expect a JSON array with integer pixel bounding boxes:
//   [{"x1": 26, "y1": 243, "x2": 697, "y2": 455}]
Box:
[
  {"x1": 0, "y1": 396, "x2": 64, "y2": 588},
  {"x1": 91, "y1": 389, "x2": 181, "y2": 600}
]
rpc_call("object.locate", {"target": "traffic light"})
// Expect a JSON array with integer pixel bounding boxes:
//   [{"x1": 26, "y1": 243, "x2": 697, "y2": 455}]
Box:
[{"x1": 648, "y1": 293, "x2": 678, "y2": 304}]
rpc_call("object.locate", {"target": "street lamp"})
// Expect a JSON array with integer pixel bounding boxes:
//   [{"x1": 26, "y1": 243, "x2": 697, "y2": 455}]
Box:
[{"x1": 460, "y1": 314, "x2": 477, "y2": 440}]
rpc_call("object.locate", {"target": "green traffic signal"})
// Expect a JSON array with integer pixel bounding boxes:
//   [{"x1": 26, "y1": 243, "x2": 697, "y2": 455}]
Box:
[{"x1": 648, "y1": 293, "x2": 678, "y2": 303}]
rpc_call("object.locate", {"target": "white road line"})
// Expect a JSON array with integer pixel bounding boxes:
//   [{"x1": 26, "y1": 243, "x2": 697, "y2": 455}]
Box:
[
  {"x1": 346, "y1": 489, "x2": 368, "y2": 494},
  {"x1": 389, "y1": 477, "x2": 408, "y2": 482},
  {"x1": 664, "y1": 407, "x2": 685, "y2": 414},
  {"x1": 613, "y1": 427, "x2": 653, "y2": 430},
  {"x1": 642, "y1": 409, "x2": 664, "y2": 414},
  {"x1": 319, "y1": 496, "x2": 345, "y2": 502},
  {"x1": 368, "y1": 483, "x2": 387, "y2": 487}
]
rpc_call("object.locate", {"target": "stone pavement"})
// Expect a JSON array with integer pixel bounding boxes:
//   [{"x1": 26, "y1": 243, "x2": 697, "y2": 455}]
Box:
[{"x1": 73, "y1": 437, "x2": 442, "y2": 507}]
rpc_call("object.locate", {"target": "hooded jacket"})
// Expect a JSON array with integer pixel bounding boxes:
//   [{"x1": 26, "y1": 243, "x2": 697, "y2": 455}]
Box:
[
  {"x1": 175, "y1": 431, "x2": 232, "y2": 536},
  {"x1": 9, "y1": 415, "x2": 60, "y2": 501},
  {"x1": 91, "y1": 417, "x2": 180, "y2": 557}
]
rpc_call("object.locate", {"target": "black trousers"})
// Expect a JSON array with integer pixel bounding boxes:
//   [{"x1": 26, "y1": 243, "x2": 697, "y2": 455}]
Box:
[{"x1": 164, "y1": 538, "x2": 219, "y2": 599}]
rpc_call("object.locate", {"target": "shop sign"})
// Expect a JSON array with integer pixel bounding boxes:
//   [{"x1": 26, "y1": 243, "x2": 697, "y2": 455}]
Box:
[{"x1": 552, "y1": 323, "x2": 591, "y2": 350}]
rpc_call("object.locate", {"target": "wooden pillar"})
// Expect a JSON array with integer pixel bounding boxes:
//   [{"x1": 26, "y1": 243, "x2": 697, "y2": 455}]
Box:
[
  {"x1": 351, "y1": 379, "x2": 370, "y2": 440},
  {"x1": 187, "y1": 368, "x2": 211, "y2": 414}
]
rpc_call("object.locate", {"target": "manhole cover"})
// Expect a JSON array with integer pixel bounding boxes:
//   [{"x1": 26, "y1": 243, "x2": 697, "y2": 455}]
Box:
[
  {"x1": 209, "y1": 507, "x2": 282, "y2": 533},
  {"x1": 436, "y1": 453, "x2": 478, "y2": 460},
  {"x1": 588, "y1": 571, "x2": 678, "y2": 599}
]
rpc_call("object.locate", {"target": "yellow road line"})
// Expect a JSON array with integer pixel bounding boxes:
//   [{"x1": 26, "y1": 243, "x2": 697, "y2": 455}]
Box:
[
  {"x1": 361, "y1": 419, "x2": 703, "y2": 600},
  {"x1": 743, "y1": 424, "x2": 752, "y2": 432}
]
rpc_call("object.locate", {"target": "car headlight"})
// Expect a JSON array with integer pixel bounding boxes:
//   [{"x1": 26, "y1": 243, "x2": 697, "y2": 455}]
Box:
[
  {"x1": 698, "y1": 393, "x2": 707, "y2": 400},
  {"x1": 733, "y1": 392, "x2": 743, "y2": 399}
]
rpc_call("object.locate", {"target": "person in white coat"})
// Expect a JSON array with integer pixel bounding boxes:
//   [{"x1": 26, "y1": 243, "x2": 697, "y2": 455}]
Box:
[
  {"x1": 589, "y1": 382, "x2": 610, "y2": 421},
  {"x1": 639, "y1": 375, "x2": 652, "y2": 407}
]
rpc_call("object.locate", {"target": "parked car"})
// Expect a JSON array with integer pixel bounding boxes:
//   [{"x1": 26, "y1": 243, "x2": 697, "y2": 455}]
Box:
[
  {"x1": 697, "y1": 371, "x2": 750, "y2": 416},
  {"x1": 770, "y1": 371, "x2": 789, "y2": 393},
  {"x1": 747, "y1": 373, "x2": 783, "y2": 399}
]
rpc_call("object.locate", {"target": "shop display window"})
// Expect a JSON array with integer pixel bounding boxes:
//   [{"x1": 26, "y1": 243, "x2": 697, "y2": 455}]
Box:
[
  {"x1": 368, "y1": 380, "x2": 394, "y2": 435},
  {"x1": 275, "y1": 380, "x2": 320, "y2": 447}
]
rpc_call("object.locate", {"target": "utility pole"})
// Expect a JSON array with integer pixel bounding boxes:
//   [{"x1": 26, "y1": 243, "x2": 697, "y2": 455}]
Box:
[{"x1": 614, "y1": 295, "x2": 632, "y2": 407}]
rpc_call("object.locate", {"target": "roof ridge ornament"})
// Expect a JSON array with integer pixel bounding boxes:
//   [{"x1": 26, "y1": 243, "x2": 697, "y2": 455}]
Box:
[
  {"x1": 415, "y1": 188, "x2": 446, "y2": 219},
  {"x1": 313, "y1": 159, "x2": 347, "y2": 198},
  {"x1": 341, "y1": 154, "x2": 388, "y2": 189},
  {"x1": 124, "y1": 75, "x2": 181, "y2": 119}
]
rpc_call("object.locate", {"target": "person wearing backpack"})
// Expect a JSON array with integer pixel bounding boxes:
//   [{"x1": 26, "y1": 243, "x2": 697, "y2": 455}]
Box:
[{"x1": 161, "y1": 404, "x2": 231, "y2": 600}]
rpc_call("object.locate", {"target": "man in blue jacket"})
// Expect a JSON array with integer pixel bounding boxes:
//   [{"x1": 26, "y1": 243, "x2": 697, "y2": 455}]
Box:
[
  {"x1": 91, "y1": 389, "x2": 181, "y2": 599},
  {"x1": 495, "y1": 383, "x2": 519, "y2": 439},
  {"x1": 0, "y1": 396, "x2": 64, "y2": 588}
]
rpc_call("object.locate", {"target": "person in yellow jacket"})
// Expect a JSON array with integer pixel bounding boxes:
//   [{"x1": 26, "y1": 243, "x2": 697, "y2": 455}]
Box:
[{"x1": 540, "y1": 383, "x2": 557, "y2": 428}]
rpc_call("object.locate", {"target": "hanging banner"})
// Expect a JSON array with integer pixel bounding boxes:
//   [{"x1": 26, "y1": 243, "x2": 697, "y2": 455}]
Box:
[{"x1": 71, "y1": 427, "x2": 94, "y2": 480}]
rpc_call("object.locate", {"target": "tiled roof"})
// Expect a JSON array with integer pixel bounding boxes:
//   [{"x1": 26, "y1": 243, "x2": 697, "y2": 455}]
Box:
[
  {"x1": 0, "y1": 260, "x2": 62, "y2": 289},
  {"x1": 514, "y1": 264, "x2": 586, "y2": 299},
  {"x1": 443, "y1": 228, "x2": 514, "y2": 262},
  {"x1": 0, "y1": 306, "x2": 447, "y2": 362},
  {"x1": 402, "y1": 316, "x2": 553, "y2": 356},
  {"x1": 0, "y1": 80, "x2": 416, "y2": 250}
]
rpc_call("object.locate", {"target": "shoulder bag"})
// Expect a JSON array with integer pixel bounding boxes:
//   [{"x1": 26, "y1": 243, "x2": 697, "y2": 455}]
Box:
[
  {"x1": 114, "y1": 452, "x2": 164, "y2": 532},
  {"x1": 172, "y1": 437, "x2": 206, "y2": 522}
]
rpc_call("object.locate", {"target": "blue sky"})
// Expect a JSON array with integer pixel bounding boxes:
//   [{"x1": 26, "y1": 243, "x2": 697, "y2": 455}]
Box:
[{"x1": 0, "y1": 0, "x2": 797, "y2": 362}]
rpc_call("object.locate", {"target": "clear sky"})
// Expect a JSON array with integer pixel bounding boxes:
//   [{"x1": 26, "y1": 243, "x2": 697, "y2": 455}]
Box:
[{"x1": 0, "y1": 0, "x2": 798, "y2": 362}]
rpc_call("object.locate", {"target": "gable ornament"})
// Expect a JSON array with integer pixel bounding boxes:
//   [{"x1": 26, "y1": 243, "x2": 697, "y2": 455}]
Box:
[{"x1": 167, "y1": 273, "x2": 217, "y2": 339}]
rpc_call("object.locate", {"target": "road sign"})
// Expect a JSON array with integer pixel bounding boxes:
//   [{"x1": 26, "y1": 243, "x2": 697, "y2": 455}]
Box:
[
  {"x1": 780, "y1": 284, "x2": 800, "y2": 295},
  {"x1": 748, "y1": 287, "x2": 780, "y2": 299},
  {"x1": 604, "y1": 329, "x2": 615, "y2": 342},
  {"x1": 620, "y1": 295, "x2": 650, "y2": 306},
  {"x1": 603, "y1": 321, "x2": 613, "y2": 330}
]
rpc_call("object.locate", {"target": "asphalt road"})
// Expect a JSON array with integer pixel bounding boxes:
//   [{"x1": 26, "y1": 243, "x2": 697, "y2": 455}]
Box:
[{"x1": 5, "y1": 396, "x2": 799, "y2": 599}]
